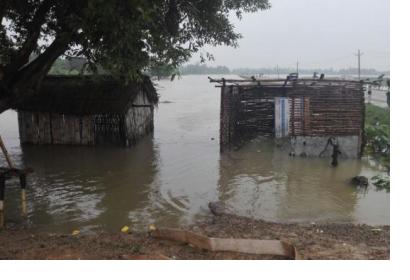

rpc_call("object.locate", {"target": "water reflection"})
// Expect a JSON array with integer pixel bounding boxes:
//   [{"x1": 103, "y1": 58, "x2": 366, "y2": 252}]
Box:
[
  {"x1": 217, "y1": 136, "x2": 389, "y2": 224},
  {"x1": 12, "y1": 136, "x2": 156, "y2": 232}
]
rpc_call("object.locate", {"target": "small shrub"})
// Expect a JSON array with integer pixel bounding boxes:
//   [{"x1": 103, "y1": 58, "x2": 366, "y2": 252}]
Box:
[{"x1": 371, "y1": 175, "x2": 390, "y2": 191}]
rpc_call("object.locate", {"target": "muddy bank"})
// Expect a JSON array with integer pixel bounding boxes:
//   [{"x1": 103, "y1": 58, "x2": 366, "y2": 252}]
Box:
[
  {"x1": 193, "y1": 215, "x2": 389, "y2": 260},
  {"x1": 0, "y1": 215, "x2": 389, "y2": 260}
]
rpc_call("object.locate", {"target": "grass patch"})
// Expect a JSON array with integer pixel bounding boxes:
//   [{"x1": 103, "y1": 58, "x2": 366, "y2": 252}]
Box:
[
  {"x1": 366, "y1": 104, "x2": 390, "y2": 126},
  {"x1": 364, "y1": 104, "x2": 390, "y2": 185}
]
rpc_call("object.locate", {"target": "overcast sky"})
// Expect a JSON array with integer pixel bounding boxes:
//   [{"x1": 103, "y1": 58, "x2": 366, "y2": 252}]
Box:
[{"x1": 190, "y1": 0, "x2": 390, "y2": 71}]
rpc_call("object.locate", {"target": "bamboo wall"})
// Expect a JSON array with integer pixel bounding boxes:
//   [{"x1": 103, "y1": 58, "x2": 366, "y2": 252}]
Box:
[
  {"x1": 287, "y1": 85, "x2": 364, "y2": 137},
  {"x1": 220, "y1": 85, "x2": 241, "y2": 150},
  {"x1": 18, "y1": 112, "x2": 95, "y2": 145},
  {"x1": 93, "y1": 113, "x2": 125, "y2": 145},
  {"x1": 18, "y1": 94, "x2": 154, "y2": 146},
  {"x1": 219, "y1": 82, "x2": 365, "y2": 155},
  {"x1": 124, "y1": 92, "x2": 154, "y2": 147}
]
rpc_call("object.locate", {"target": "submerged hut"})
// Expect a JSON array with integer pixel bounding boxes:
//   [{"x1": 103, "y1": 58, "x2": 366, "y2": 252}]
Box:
[
  {"x1": 210, "y1": 77, "x2": 365, "y2": 158},
  {"x1": 14, "y1": 75, "x2": 158, "y2": 147}
]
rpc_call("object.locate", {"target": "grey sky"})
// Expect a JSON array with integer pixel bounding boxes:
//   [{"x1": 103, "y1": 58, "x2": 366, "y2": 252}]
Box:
[{"x1": 191, "y1": 0, "x2": 390, "y2": 70}]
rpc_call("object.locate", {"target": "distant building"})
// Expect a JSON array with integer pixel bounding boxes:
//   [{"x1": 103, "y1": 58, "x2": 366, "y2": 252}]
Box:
[{"x1": 14, "y1": 75, "x2": 158, "y2": 147}]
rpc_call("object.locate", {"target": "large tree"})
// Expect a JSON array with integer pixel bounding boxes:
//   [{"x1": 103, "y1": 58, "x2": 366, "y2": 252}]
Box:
[{"x1": 0, "y1": 0, "x2": 270, "y2": 113}]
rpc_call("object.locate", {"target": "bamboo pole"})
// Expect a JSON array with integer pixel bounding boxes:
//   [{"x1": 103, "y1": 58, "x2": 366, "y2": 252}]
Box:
[
  {"x1": 0, "y1": 135, "x2": 28, "y2": 218},
  {"x1": 0, "y1": 135, "x2": 14, "y2": 169},
  {"x1": 0, "y1": 135, "x2": 10, "y2": 228}
]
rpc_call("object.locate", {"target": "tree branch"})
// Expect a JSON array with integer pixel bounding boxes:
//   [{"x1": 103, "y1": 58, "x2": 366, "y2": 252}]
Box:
[
  {"x1": 3, "y1": 0, "x2": 52, "y2": 81},
  {"x1": 10, "y1": 34, "x2": 71, "y2": 105}
]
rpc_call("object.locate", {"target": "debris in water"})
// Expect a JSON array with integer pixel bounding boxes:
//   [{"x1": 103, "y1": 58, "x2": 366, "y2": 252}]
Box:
[
  {"x1": 72, "y1": 230, "x2": 80, "y2": 236},
  {"x1": 208, "y1": 201, "x2": 228, "y2": 216},
  {"x1": 351, "y1": 176, "x2": 369, "y2": 187},
  {"x1": 121, "y1": 226, "x2": 130, "y2": 233}
]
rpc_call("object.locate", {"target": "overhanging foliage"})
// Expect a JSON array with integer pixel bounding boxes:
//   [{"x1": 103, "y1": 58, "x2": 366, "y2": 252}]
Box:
[{"x1": 0, "y1": 0, "x2": 270, "y2": 113}]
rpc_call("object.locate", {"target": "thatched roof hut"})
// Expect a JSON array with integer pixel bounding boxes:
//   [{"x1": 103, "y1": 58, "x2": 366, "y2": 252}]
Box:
[{"x1": 15, "y1": 75, "x2": 158, "y2": 147}]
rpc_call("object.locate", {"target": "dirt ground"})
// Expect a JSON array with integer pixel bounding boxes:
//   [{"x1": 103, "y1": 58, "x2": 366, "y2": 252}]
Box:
[
  {"x1": 193, "y1": 215, "x2": 389, "y2": 260},
  {"x1": 0, "y1": 213, "x2": 389, "y2": 260}
]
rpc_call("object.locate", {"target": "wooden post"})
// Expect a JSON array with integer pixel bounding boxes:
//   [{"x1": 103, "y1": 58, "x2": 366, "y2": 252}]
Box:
[
  {"x1": 0, "y1": 135, "x2": 12, "y2": 228},
  {"x1": 0, "y1": 135, "x2": 14, "y2": 168},
  {"x1": 19, "y1": 174, "x2": 27, "y2": 216},
  {"x1": 220, "y1": 84, "x2": 228, "y2": 152}
]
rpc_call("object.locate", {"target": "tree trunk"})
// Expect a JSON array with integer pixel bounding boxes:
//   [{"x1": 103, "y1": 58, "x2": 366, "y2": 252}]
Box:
[
  {"x1": 0, "y1": 35, "x2": 70, "y2": 114},
  {"x1": 3, "y1": 0, "x2": 52, "y2": 83}
]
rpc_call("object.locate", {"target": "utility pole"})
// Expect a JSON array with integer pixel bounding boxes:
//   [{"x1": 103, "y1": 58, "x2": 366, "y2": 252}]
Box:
[
  {"x1": 276, "y1": 64, "x2": 279, "y2": 79},
  {"x1": 354, "y1": 49, "x2": 364, "y2": 80},
  {"x1": 296, "y1": 59, "x2": 299, "y2": 75}
]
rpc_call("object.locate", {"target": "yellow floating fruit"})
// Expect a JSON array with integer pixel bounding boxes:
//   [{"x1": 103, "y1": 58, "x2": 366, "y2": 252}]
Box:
[
  {"x1": 148, "y1": 224, "x2": 156, "y2": 231},
  {"x1": 121, "y1": 225, "x2": 130, "y2": 233},
  {"x1": 72, "y1": 230, "x2": 80, "y2": 236}
]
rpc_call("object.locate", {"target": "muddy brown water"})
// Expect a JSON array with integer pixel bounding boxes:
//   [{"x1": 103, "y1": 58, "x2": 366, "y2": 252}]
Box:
[{"x1": 0, "y1": 75, "x2": 389, "y2": 233}]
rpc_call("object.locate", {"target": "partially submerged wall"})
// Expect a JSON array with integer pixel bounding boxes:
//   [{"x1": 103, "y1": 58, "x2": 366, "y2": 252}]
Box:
[
  {"x1": 15, "y1": 75, "x2": 157, "y2": 147},
  {"x1": 18, "y1": 112, "x2": 95, "y2": 145},
  {"x1": 220, "y1": 85, "x2": 241, "y2": 150},
  {"x1": 290, "y1": 136, "x2": 360, "y2": 158},
  {"x1": 124, "y1": 93, "x2": 154, "y2": 147},
  {"x1": 93, "y1": 113, "x2": 125, "y2": 145},
  {"x1": 18, "y1": 105, "x2": 154, "y2": 146},
  {"x1": 18, "y1": 108, "x2": 154, "y2": 147}
]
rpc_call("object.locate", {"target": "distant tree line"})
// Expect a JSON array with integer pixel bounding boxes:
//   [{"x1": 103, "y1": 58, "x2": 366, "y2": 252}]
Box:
[
  {"x1": 48, "y1": 58, "x2": 178, "y2": 80},
  {"x1": 178, "y1": 63, "x2": 389, "y2": 76},
  {"x1": 47, "y1": 59, "x2": 389, "y2": 78},
  {"x1": 179, "y1": 63, "x2": 230, "y2": 75}
]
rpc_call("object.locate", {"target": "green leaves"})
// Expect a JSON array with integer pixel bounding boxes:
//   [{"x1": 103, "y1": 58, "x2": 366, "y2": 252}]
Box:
[
  {"x1": 1, "y1": 0, "x2": 269, "y2": 112},
  {"x1": 371, "y1": 175, "x2": 390, "y2": 191},
  {"x1": 365, "y1": 123, "x2": 389, "y2": 153},
  {"x1": 364, "y1": 104, "x2": 390, "y2": 172}
]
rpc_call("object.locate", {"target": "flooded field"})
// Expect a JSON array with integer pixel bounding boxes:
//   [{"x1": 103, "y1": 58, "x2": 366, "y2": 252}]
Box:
[{"x1": 0, "y1": 75, "x2": 389, "y2": 233}]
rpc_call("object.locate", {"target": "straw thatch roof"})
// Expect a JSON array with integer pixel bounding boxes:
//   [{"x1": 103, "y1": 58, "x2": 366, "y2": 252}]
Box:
[{"x1": 14, "y1": 75, "x2": 158, "y2": 115}]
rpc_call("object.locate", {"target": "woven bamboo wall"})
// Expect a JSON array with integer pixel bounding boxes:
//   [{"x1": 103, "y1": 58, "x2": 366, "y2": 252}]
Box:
[
  {"x1": 18, "y1": 112, "x2": 96, "y2": 145},
  {"x1": 219, "y1": 82, "x2": 364, "y2": 150},
  {"x1": 220, "y1": 85, "x2": 241, "y2": 151},
  {"x1": 288, "y1": 85, "x2": 364, "y2": 137},
  {"x1": 17, "y1": 93, "x2": 154, "y2": 146},
  {"x1": 124, "y1": 93, "x2": 154, "y2": 147}
]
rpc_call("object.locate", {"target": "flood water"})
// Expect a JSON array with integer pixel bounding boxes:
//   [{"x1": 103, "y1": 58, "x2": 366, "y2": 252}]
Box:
[{"x1": 0, "y1": 75, "x2": 389, "y2": 233}]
